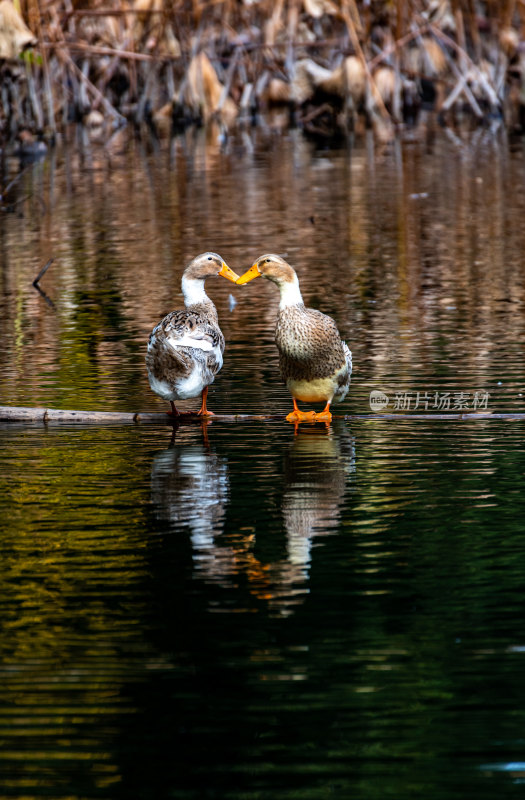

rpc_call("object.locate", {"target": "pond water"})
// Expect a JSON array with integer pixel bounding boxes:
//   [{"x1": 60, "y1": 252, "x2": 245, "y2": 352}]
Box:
[{"x1": 1, "y1": 122, "x2": 525, "y2": 799}]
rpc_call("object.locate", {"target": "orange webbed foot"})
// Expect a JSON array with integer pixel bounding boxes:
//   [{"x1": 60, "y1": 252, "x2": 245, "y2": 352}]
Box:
[
  {"x1": 286, "y1": 398, "x2": 317, "y2": 424},
  {"x1": 313, "y1": 402, "x2": 332, "y2": 423},
  {"x1": 285, "y1": 409, "x2": 317, "y2": 423}
]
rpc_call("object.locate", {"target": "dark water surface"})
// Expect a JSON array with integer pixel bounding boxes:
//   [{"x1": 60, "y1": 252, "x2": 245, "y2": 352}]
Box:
[{"x1": 1, "y1": 126, "x2": 525, "y2": 798}]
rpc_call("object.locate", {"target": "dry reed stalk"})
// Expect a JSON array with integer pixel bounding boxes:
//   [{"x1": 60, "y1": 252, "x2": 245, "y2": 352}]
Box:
[
  {"x1": 10, "y1": 71, "x2": 23, "y2": 130},
  {"x1": 390, "y1": 0, "x2": 404, "y2": 122},
  {"x1": 216, "y1": 45, "x2": 240, "y2": 113},
  {"x1": 132, "y1": 0, "x2": 167, "y2": 122},
  {"x1": 285, "y1": 0, "x2": 300, "y2": 77},
  {"x1": 265, "y1": 0, "x2": 285, "y2": 47},
  {"x1": 464, "y1": 0, "x2": 482, "y2": 63},
  {"x1": 126, "y1": 11, "x2": 138, "y2": 102},
  {"x1": 239, "y1": 81, "x2": 254, "y2": 113},
  {"x1": 345, "y1": 0, "x2": 363, "y2": 35},
  {"x1": 368, "y1": 25, "x2": 430, "y2": 71},
  {"x1": 1, "y1": 85, "x2": 11, "y2": 136},
  {"x1": 234, "y1": 37, "x2": 352, "y2": 54},
  {"x1": 46, "y1": 39, "x2": 156, "y2": 62},
  {"x1": 254, "y1": 68, "x2": 270, "y2": 107},
  {"x1": 395, "y1": 0, "x2": 404, "y2": 42},
  {"x1": 432, "y1": 34, "x2": 483, "y2": 117},
  {"x1": 518, "y1": 0, "x2": 525, "y2": 38},
  {"x1": 340, "y1": 0, "x2": 393, "y2": 138},
  {"x1": 391, "y1": 50, "x2": 403, "y2": 122},
  {"x1": 25, "y1": 58, "x2": 44, "y2": 130},
  {"x1": 79, "y1": 59, "x2": 90, "y2": 115},
  {"x1": 43, "y1": 66, "x2": 58, "y2": 137},
  {"x1": 44, "y1": 4, "x2": 78, "y2": 128},
  {"x1": 441, "y1": 71, "x2": 479, "y2": 115},
  {"x1": 61, "y1": 48, "x2": 126, "y2": 124},
  {"x1": 454, "y1": 7, "x2": 468, "y2": 72},
  {"x1": 156, "y1": 7, "x2": 179, "y2": 100},
  {"x1": 27, "y1": 0, "x2": 56, "y2": 134},
  {"x1": 136, "y1": 65, "x2": 156, "y2": 123},
  {"x1": 184, "y1": 50, "x2": 238, "y2": 124},
  {"x1": 427, "y1": 21, "x2": 500, "y2": 108},
  {"x1": 499, "y1": 0, "x2": 517, "y2": 30},
  {"x1": 68, "y1": 7, "x2": 167, "y2": 16},
  {"x1": 173, "y1": 21, "x2": 205, "y2": 107}
]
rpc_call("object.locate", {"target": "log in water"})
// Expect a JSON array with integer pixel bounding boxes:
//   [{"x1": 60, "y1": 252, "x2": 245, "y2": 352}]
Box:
[{"x1": 0, "y1": 406, "x2": 523, "y2": 425}]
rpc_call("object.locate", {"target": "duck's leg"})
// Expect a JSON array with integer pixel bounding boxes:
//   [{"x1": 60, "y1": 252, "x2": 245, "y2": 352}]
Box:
[
  {"x1": 167, "y1": 401, "x2": 180, "y2": 417},
  {"x1": 285, "y1": 397, "x2": 316, "y2": 423},
  {"x1": 314, "y1": 401, "x2": 333, "y2": 422},
  {"x1": 197, "y1": 386, "x2": 215, "y2": 416},
  {"x1": 167, "y1": 401, "x2": 196, "y2": 418},
  {"x1": 167, "y1": 402, "x2": 192, "y2": 417}
]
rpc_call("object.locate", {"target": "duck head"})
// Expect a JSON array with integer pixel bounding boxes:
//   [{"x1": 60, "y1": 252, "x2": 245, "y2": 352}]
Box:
[
  {"x1": 236, "y1": 254, "x2": 297, "y2": 286},
  {"x1": 184, "y1": 252, "x2": 239, "y2": 283},
  {"x1": 237, "y1": 254, "x2": 303, "y2": 308}
]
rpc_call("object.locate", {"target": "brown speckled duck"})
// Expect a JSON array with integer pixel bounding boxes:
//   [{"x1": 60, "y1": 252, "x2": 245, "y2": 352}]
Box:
[
  {"x1": 146, "y1": 252, "x2": 239, "y2": 416},
  {"x1": 237, "y1": 254, "x2": 352, "y2": 423}
]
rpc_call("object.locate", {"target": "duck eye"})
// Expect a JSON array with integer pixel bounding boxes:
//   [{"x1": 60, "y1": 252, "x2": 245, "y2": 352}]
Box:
[{"x1": 208, "y1": 256, "x2": 212, "y2": 261}]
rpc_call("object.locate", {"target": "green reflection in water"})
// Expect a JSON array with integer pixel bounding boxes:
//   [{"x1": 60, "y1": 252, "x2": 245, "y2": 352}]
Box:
[{"x1": 0, "y1": 421, "x2": 524, "y2": 798}]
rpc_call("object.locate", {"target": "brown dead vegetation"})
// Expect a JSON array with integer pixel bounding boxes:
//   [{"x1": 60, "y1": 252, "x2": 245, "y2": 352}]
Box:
[{"x1": 2, "y1": 0, "x2": 525, "y2": 148}]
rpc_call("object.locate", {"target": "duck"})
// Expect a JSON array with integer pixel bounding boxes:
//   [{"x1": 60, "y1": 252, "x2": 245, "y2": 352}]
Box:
[
  {"x1": 236, "y1": 254, "x2": 352, "y2": 423},
  {"x1": 146, "y1": 252, "x2": 239, "y2": 416}
]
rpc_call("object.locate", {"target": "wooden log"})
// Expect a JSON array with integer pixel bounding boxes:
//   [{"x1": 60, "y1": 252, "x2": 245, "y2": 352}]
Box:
[{"x1": 0, "y1": 406, "x2": 524, "y2": 425}]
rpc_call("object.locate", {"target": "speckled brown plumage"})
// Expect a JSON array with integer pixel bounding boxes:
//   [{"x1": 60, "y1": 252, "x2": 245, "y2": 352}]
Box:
[
  {"x1": 276, "y1": 305, "x2": 348, "y2": 383},
  {"x1": 145, "y1": 252, "x2": 239, "y2": 415},
  {"x1": 236, "y1": 253, "x2": 352, "y2": 421},
  {"x1": 146, "y1": 306, "x2": 224, "y2": 386}
]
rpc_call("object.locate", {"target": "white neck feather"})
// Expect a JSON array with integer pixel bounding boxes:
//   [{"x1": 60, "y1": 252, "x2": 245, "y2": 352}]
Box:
[
  {"x1": 182, "y1": 276, "x2": 208, "y2": 307},
  {"x1": 278, "y1": 277, "x2": 303, "y2": 309}
]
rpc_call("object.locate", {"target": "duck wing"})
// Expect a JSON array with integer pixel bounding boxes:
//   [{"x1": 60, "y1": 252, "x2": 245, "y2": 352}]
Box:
[
  {"x1": 276, "y1": 306, "x2": 347, "y2": 379},
  {"x1": 152, "y1": 309, "x2": 225, "y2": 355},
  {"x1": 147, "y1": 309, "x2": 225, "y2": 391}
]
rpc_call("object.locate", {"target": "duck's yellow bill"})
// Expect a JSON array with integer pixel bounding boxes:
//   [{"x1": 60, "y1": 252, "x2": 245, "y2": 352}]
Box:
[
  {"x1": 236, "y1": 264, "x2": 262, "y2": 285},
  {"x1": 219, "y1": 262, "x2": 241, "y2": 283}
]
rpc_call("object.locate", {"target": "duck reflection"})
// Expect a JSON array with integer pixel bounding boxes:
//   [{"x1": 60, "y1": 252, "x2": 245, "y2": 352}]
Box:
[
  {"x1": 150, "y1": 423, "x2": 231, "y2": 582},
  {"x1": 259, "y1": 422, "x2": 356, "y2": 615},
  {"x1": 282, "y1": 423, "x2": 355, "y2": 572},
  {"x1": 150, "y1": 422, "x2": 355, "y2": 614}
]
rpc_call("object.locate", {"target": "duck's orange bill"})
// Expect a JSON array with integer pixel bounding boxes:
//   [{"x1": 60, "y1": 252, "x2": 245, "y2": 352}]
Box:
[
  {"x1": 236, "y1": 264, "x2": 262, "y2": 284},
  {"x1": 219, "y1": 262, "x2": 241, "y2": 283}
]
